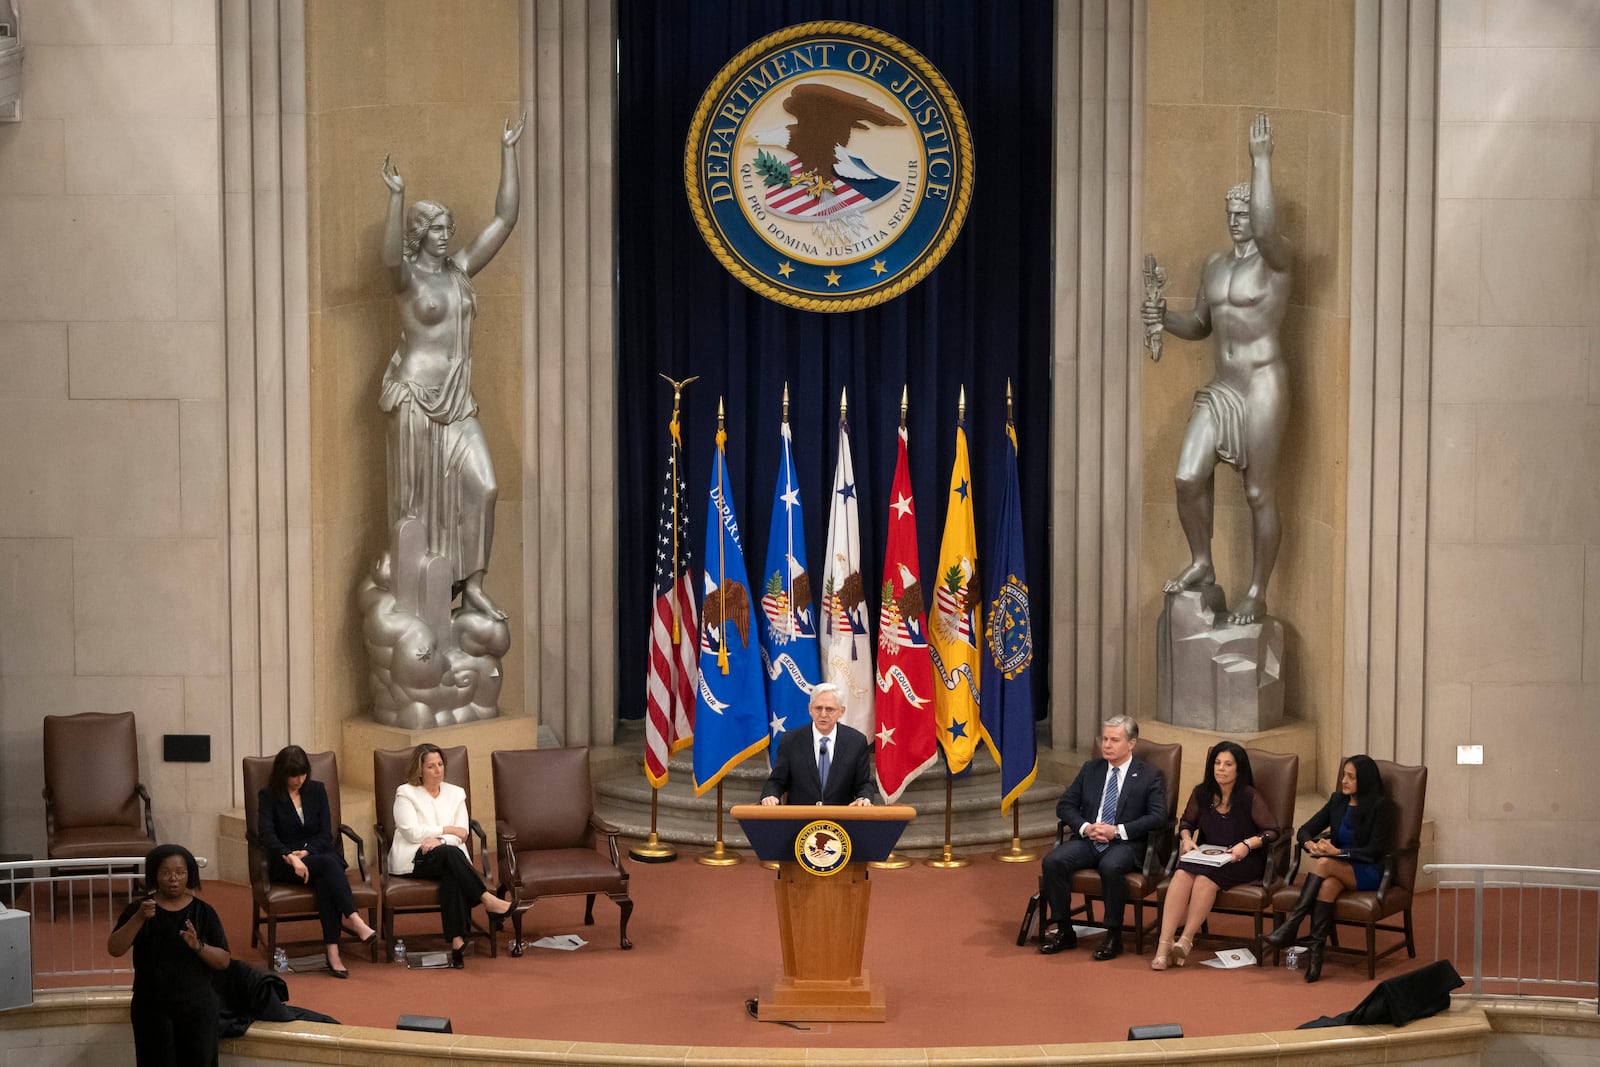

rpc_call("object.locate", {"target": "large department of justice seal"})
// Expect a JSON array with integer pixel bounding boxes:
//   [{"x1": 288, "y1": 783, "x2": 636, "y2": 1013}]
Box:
[{"x1": 685, "y1": 22, "x2": 974, "y2": 312}]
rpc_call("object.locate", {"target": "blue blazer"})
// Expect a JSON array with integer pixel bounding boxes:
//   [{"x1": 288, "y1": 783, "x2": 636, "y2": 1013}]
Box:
[
  {"x1": 761, "y1": 723, "x2": 875, "y2": 805},
  {"x1": 257, "y1": 779, "x2": 343, "y2": 881}
]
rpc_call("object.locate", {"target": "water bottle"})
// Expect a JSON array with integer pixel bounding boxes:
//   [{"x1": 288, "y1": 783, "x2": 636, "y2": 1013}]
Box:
[
  {"x1": 272, "y1": 947, "x2": 288, "y2": 973},
  {"x1": 393, "y1": 938, "x2": 407, "y2": 966},
  {"x1": 1285, "y1": 946, "x2": 1304, "y2": 971}
]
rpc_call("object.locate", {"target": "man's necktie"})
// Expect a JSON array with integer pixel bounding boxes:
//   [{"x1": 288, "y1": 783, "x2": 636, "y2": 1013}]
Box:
[
  {"x1": 818, "y1": 736, "x2": 831, "y2": 792},
  {"x1": 1095, "y1": 766, "x2": 1121, "y2": 853}
]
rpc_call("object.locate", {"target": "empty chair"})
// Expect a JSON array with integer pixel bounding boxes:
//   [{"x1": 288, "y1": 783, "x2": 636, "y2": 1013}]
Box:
[{"x1": 491, "y1": 747, "x2": 633, "y2": 955}]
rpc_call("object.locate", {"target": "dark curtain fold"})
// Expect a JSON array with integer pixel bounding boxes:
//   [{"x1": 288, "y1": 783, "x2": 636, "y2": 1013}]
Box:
[{"x1": 616, "y1": 0, "x2": 1055, "y2": 725}]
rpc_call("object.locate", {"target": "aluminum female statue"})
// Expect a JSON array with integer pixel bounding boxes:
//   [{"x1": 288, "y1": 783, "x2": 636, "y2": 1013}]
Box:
[{"x1": 359, "y1": 118, "x2": 523, "y2": 728}]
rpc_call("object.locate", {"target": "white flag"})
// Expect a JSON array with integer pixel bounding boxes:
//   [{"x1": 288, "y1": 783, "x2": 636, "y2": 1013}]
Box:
[{"x1": 820, "y1": 409, "x2": 875, "y2": 738}]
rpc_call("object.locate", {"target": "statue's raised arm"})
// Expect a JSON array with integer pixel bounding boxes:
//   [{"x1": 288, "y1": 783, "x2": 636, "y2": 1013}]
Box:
[
  {"x1": 454, "y1": 115, "x2": 525, "y2": 277},
  {"x1": 1245, "y1": 113, "x2": 1291, "y2": 271},
  {"x1": 380, "y1": 155, "x2": 408, "y2": 289}
]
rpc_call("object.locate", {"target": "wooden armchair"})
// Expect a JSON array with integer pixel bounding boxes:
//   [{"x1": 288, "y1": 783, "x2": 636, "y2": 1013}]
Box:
[
  {"x1": 242, "y1": 751, "x2": 378, "y2": 961},
  {"x1": 43, "y1": 711, "x2": 156, "y2": 863},
  {"x1": 42, "y1": 711, "x2": 158, "y2": 918},
  {"x1": 1156, "y1": 748, "x2": 1298, "y2": 960},
  {"x1": 491, "y1": 747, "x2": 632, "y2": 957},
  {"x1": 1017, "y1": 739, "x2": 1182, "y2": 953},
  {"x1": 373, "y1": 745, "x2": 497, "y2": 959},
  {"x1": 1270, "y1": 759, "x2": 1427, "y2": 978}
]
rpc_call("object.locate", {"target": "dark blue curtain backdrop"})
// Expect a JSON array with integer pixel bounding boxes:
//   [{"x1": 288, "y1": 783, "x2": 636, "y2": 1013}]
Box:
[{"x1": 615, "y1": 1, "x2": 1054, "y2": 726}]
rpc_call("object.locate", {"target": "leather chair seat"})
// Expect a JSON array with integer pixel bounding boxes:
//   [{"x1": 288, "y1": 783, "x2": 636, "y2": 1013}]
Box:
[
  {"x1": 381, "y1": 874, "x2": 456, "y2": 909},
  {"x1": 49, "y1": 829, "x2": 157, "y2": 859},
  {"x1": 508, "y1": 847, "x2": 627, "y2": 896},
  {"x1": 1272, "y1": 881, "x2": 1412, "y2": 923}
]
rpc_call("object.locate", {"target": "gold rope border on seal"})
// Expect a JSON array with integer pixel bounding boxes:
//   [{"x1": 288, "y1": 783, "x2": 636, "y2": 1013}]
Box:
[{"x1": 683, "y1": 21, "x2": 976, "y2": 314}]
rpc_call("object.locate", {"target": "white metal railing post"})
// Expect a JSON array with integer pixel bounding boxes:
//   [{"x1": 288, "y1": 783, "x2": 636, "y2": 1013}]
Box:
[{"x1": 1426, "y1": 862, "x2": 1598, "y2": 1010}]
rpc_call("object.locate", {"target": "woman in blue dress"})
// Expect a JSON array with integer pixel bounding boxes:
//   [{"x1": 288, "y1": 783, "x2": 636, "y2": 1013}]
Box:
[{"x1": 1262, "y1": 753, "x2": 1393, "y2": 982}]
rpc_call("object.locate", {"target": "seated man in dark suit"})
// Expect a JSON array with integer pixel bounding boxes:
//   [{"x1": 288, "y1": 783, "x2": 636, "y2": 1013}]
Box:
[
  {"x1": 1039, "y1": 715, "x2": 1167, "y2": 960},
  {"x1": 760, "y1": 683, "x2": 874, "y2": 806}
]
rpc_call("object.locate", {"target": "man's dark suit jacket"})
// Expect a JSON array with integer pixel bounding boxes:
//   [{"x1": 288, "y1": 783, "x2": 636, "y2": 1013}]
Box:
[
  {"x1": 1056, "y1": 755, "x2": 1167, "y2": 857},
  {"x1": 256, "y1": 778, "x2": 344, "y2": 881},
  {"x1": 761, "y1": 723, "x2": 874, "y2": 805}
]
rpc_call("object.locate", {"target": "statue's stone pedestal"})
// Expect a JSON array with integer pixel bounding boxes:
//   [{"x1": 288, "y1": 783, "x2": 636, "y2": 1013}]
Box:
[
  {"x1": 341, "y1": 716, "x2": 540, "y2": 846},
  {"x1": 1156, "y1": 587, "x2": 1284, "y2": 733}
]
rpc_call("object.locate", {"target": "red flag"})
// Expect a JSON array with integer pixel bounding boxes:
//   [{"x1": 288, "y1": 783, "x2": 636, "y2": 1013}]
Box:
[
  {"x1": 874, "y1": 426, "x2": 938, "y2": 802},
  {"x1": 645, "y1": 424, "x2": 697, "y2": 787}
]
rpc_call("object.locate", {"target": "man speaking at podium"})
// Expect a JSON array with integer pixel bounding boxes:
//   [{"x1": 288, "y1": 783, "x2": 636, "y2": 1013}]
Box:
[{"x1": 761, "y1": 683, "x2": 874, "y2": 806}]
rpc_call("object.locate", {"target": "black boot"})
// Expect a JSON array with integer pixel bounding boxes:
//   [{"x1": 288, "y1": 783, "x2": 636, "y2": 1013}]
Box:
[
  {"x1": 1302, "y1": 900, "x2": 1337, "y2": 983},
  {"x1": 1263, "y1": 874, "x2": 1324, "y2": 950}
]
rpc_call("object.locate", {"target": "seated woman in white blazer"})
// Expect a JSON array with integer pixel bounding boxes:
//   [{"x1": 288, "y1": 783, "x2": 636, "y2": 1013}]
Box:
[{"x1": 388, "y1": 743, "x2": 515, "y2": 967}]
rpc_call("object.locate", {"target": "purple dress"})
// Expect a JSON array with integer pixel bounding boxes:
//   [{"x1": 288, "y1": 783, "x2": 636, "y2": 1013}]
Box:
[{"x1": 1176, "y1": 784, "x2": 1280, "y2": 888}]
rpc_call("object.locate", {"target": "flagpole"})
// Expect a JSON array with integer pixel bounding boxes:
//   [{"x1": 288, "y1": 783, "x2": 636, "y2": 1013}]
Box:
[
  {"x1": 928, "y1": 385, "x2": 971, "y2": 871},
  {"x1": 926, "y1": 773, "x2": 970, "y2": 868},
  {"x1": 635, "y1": 374, "x2": 700, "y2": 864},
  {"x1": 871, "y1": 383, "x2": 914, "y2": 872},
  {"x1": 992, "y1": 379, "x2": 1038, "y2": 863},
  {"x1": 697, "y1": 782, "x2": 743, "y2": 866}
]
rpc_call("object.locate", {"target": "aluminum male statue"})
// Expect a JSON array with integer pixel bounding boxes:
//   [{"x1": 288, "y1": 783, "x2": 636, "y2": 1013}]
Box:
[
  {"x1": 1143, "y1": 113, "x2": 1291, "y2": 626},
  {"x1": 359, "y1": 118, "x2": 523, "y2": 728}
]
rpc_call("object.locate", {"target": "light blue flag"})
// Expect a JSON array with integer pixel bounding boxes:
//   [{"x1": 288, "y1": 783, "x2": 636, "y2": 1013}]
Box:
[
  {"x1": 983, "y1": 418, "x2": 1038, "y2": 814},
  {"x1": 692, "y1": 426, "x2": 770, "y2": 795},
  {"x1": 758, "y1": 418, "x2": 821, "y2": 747}
]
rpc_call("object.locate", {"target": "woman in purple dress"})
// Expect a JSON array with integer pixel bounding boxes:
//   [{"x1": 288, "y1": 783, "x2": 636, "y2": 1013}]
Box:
[
  {"x1": 1262, "y1": 753, "x2": 1392, "y2": 982},
  {"x1": 1152, "y1": 741, "x2": 1280, "y2": 970}
]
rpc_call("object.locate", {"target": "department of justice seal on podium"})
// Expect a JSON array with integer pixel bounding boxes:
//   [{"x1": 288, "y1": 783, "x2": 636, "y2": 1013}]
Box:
[
  {"x1": 795, "y1": 819, "x2": 852, "y2": 875},
  {"x1": 685, "y1": 21, "x2": 974, "y2": 312}
]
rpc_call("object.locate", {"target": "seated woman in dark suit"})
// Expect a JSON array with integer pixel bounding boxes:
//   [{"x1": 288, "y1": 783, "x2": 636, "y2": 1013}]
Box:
[
  {"x1": 257, "y1": 745, "x2": 377, "y2": 977},
  {"x1": 1152, "y1": 741, "x2": 1280, "y2": 970},
  {"x1": 1262, "y1": 753, "x2": 1393, "y2": 982}
]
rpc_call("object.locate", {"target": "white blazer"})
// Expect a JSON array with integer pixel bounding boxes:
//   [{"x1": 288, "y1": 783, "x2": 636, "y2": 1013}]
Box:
[{"x1": 388, "y1": 780, "x2": 471, "y2": 875}]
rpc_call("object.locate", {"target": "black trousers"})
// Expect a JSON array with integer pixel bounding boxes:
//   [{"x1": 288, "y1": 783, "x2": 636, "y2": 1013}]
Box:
[
  {"x1": 409, "y1": 845, "x2": 487, "y2": 941},
  {"x1": 270, "y1": 852, "x2": 358, "y2": 944},
  {"x1": 132, "y1": 992, "x2": 219, "y2": 1067},
  {"x1": 1041, "y1": 837, "x2": 1140, "y2": 930}
]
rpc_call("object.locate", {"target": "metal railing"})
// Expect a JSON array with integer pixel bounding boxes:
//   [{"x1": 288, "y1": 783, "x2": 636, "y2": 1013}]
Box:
[
  {"x1": 1425, "y1": 863, "x2": 1599, "y2": 1012},
  {"x1": 1, "y1": 855, "x2": 207, "y2": 986}
]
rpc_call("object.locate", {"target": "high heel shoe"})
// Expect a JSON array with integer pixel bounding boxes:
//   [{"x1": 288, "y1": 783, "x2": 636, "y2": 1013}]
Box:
[
  {"x1": 487, "y1": 887, "x2": 519, "y2": 933},
  {"x1": 1170, "y1": 937, "x2": 1191, "y2": 968},
  {"x1": 1151, "y1": 939, "x2": 1172, "y2": 971},
  {"x1": 449, "y1": 945, "x2": 466, "y2": 970},
  {"x1": 325, "y1": 950, "x2": 349, "y2": 979}
]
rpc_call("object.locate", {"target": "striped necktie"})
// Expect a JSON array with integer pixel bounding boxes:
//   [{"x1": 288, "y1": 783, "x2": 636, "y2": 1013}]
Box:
[{"x1": 1095, "y1": 766, "x2": 1121, "y2": 853}]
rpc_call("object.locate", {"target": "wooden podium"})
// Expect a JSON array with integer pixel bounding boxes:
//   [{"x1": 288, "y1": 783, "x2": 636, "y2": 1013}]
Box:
[{"x1": 731, "y1": 804, "x2": 915, "y2": 1023}]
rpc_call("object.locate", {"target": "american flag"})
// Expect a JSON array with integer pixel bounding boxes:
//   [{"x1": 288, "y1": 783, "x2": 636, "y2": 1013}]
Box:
[
  {"x1": 645, "y1": 437, "x2": 697, "y2": 787},
  {"x1": 766, "y1": 159, "x2": 870, "y2": 218}
]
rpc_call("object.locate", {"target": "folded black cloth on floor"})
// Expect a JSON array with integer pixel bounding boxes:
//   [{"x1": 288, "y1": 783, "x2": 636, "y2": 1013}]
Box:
[{"x1": 1298, "y1": 960, "x2": 1464, "y2": 1029}]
